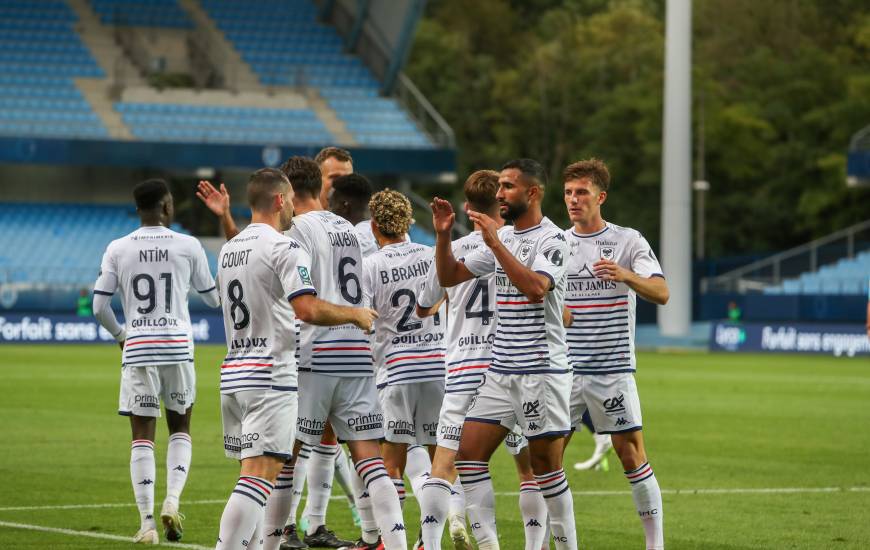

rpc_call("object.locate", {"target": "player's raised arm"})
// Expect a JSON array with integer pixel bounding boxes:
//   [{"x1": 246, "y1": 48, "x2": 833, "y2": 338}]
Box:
[
  {"x1": 290, "y1": 293, "x2": 378, "y2": 332},
  {"x1": 415, "y1": 256, "x2": 446, "y2": 318},
  {"x1": 196, "y1": 180, "x2": 240, "y2": 239},
  {"x1": 431, "y1": 197, "x2": 474, "y2": 287},
  {"x1": 191, "y1": 243, "x2": 220, "y2": 308}
]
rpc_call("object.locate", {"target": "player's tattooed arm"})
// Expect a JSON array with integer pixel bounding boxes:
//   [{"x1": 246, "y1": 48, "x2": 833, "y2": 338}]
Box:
[
  {"x1": 592, "y1": 260, "x2": 670, "y2": 305},
  {"x1": 196, "y1": 180, "x2": 240, "y2": 240},
  {"x1": 431, "y1": 197, "x2": 474, "y2": 287},
  {"x1": 290, "y1": 293, "x2": 379, "y2": 332}
]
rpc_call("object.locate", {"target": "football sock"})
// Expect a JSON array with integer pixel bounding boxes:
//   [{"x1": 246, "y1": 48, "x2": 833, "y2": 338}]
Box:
[
  {"x1": 419, "y1": 477, "x2": 452, "y2": 550},
  {"x1": 626, "y1": 462, "x2": 664, "y2": 550},
  {"x1": 333, "y1": 444, "x2": 356, "y2": 506},
  {"x1": 392, "y1": 478, "x2": 406, "y2": 508},
  {"x1": 263, "y1": 463, "x2": 294, "y2": 550},
  {"x1": 449, "y1": 478, "x2": 465, "y2": 517},
  {"x1": 355, "y1": 457, "x2": 406, "y2": 549},
  {"x1": 405, "y1": 444, "x2": 432, "y2": 498},
  {"x1": 164, "y1": 433, "x2": 191, "y2": 510},
  {"x1": 216, "y1": 476, "x2": 273, "y2": 550},
  {"x1": 535, "y1": 469, "x2": 577, "y2": 550},
  {"x1": 130, "y1": 439, "x2": 156, "y2": 530},
  {"x1": 305, "y1": 443, "x2": 337, "y2": 534},
  {"x1": 350, "y1": 463, "x2": 379, "y2": 543},
  {"x1": 519, "y1": 480, "x2": 548, "y2": 550},
  {"x1": 287, "y1": 443, "x2": 310, "y2": 526},
  {"x1": 457, "y1": 461, "x2": 498, "y2": 549}
]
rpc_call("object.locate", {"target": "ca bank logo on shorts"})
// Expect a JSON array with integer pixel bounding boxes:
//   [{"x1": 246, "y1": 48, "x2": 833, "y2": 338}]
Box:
[
  {"x1": 603, "y1": 394, "x2": 626, "y2": 416},
  {"x1": 522, "y1": 400, "x2": 541, "y2": 419},
  {"x1": 134, "y1": 394, "x2": 160, "y2": 409},
  {"x1": 387, "y1": 420, "x2": 415, "y2": 436},
  {"x1": 297, "y1": 416, "x2": 327, "y2": 435},
  {"x1": 348, "y1": 412, "x2": 383, "y2": 432},
  {"x1": 224, "y1": 432, "x2": 259, "y2": 453}
]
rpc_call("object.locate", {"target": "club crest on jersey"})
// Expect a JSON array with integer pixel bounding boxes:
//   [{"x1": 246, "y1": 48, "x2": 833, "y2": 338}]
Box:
[
  {"x1": 599, "y1": 246, "x2": 616, "y2": 261},
  {"x1": 297, "y1": 266, "x2": 313, "y2": 285},
  {"x1": 518, "y1": 244, "x2": 532, "y2": 262}
]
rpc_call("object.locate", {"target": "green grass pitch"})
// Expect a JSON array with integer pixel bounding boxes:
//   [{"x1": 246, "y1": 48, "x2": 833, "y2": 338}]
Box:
[{"x1": 1, "y1": 345, "x2": 868, "y2": 549}]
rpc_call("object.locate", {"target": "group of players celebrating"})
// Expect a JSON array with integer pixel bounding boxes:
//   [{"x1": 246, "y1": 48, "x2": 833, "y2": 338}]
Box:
[{"x1": 94, "y1": 146, "x2": 669, "y2": 550}]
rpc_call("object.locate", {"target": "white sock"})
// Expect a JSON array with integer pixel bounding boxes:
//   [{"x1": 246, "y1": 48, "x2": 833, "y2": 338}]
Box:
[
  {"x1": 355, "y1": 457, "x2": 406, "y2": 549},
  {"x1": 457, "y1": 461, "x2": 498, "y2": 549},
  {"x1": 333, "y1": 445, "x2": 356, "y2": 506},
  {"x1": 350, "y1": 461, "x2": 379, "y2": 543},
  {"x1": 305, "y1": 443, "x2": 337, "y2": 534},
  {"x1": 449, "y1": 478, "x2": 465, "y2": 518},
  {"x1": 288, "y1": 443, "x2": 310, "y2": 526},
  {"x1": 216, "y1": 476, "x2": 273, "y2": 549},
  {"x1": 164, "y1": 433, "x2": 191, "y2": 510},
  {"x1": 535, "y1": 470, "x2": 577, "y2": 550},
  {"x1": 543, "y1": 520, "x2": 550, "y2": 550},
  {"x1": 263, "y1": 463, "x2": 294, "y2": 550},
  {"x1": 420, "y1": 477, "x2": 451, "y2": 550},
  {"x1": 519, "y1": 481, "x2": 548, "y2": 550},
  {"x1": 130, "y1": 439, "x2": 156, "y2": 530},
  {"x1": 405, "y1": 444, "x2": 431, "y2": 498},
  {"x1": 626, "y1": 462, "x2": 664, "y2": 550},
  {"x1": 393, "y1": 478, "x2": 406, "y2": 508}
]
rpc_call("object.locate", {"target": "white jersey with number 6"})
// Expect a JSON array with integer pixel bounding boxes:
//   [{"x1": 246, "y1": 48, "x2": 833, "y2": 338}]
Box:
[
  {"x1": 216, "y1": 223, "x2": 316, "y2": 394},
  {"x1": 288, "y1": 210, "x2": 372, "y2": 377},
  {"x1": 363, "y1": 241, "x2": 446, "y2": 388},
  {"x1": 94, "y1": 226, "x2": 216, "y2": 367},
  {"x1": 418, "y1": 231, "x2": 494, "y2": 395}
]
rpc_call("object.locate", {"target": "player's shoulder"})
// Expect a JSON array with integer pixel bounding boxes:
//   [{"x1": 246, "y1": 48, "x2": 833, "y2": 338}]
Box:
[
  {"x1": 538, "y1": 218, "x2": 568, "y2": 244},
  {"x1": 605, "y1": 222, "x2": 646, "y2": 244},
  {"x1": 453, "y1": 231, "x2": 483, "y2": 253}
]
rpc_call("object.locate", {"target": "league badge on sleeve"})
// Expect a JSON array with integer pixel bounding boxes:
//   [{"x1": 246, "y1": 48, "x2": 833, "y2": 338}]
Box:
[{"x1": 297, "y1": 266, "x2": 313, "y2": 285}]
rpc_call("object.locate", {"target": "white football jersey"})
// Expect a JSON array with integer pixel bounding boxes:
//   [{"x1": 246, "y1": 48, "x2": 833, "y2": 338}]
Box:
[
  {"x1": 216, "y1": 223, "x2": 316, "y2": 394},
  {"x1": 418, "y1": 231, "x2": 494, "y2": 394},
  {"x1": 462, "y1": 217, "x2": 570, "y2": 375},
  {"x1": 288, "y1": 210, "x2": 372, "y2": 377},
  {"x1": 354, "y1": 219, "x2": 380, "y2": 258},
  {"x1": 564, "y1": 223, "x2": 663, "y2": 375},
  {"x1": 95, "y1": 226, "x2": 217, "y2": 366},
  {"x1": 363, "y1": 241, "x2": 446, "y2": 388}
]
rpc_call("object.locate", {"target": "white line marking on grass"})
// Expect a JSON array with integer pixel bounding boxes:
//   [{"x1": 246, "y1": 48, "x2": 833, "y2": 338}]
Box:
[
  {"x1": 0, "y1": 520, "x2": 213, "y2": 549},
  {"x1": 0, "y1": 487, "x2": 867, "y2": 513}
]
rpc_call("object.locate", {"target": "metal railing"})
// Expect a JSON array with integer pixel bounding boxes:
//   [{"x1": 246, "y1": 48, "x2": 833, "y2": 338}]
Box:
[
  {"x1": 702, "y1": 219, "x2": 870, "y2": 293},
  {"x1": 395, "y1": 73, "x2": 456, "y2": 149}
]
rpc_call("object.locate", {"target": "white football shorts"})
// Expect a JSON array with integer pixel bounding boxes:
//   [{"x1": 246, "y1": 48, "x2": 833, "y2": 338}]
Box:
[
  {"x1": 379, "y1": 380, "x2": 445, "y2": 445},
  {"x1": 437, "y1": 391, "x2": 528, "y2": 455},
  {"x1": 570, "y1": 372, "x2": 643, "y2": 434},
  {"x1": 221, "y1": 388, "x2": 297, "y2": 460},
  {"x1": 296, "y1": 372, "x2": 384, "y2": 445},
  {"x1": 118, "y1": 362, "x2": 195, "y2": 417}
]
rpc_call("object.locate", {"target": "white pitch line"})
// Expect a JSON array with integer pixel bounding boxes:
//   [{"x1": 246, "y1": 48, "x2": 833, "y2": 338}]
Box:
[
  {"x1": 0, "y1": 486, "x2": 867, "y2": 513},
  {"x1": 0, "y1": 520, "x2": 213, "y2": 549}
]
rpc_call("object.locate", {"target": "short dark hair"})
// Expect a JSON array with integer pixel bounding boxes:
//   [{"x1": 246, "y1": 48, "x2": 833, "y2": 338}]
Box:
[
  {"x1": 280, "y1": 156, "x2": 321, "y2": 200},
  {"x1": 314, "y1": 146, "x2": 353, "y2": 166},
  {"x1": 501, "y1": 158, "x2": 547, "y2": 188},
  {"x1": 463, "y1": 170, "x2": 499, "y2": 213},
  {"x1": 332, "y1": 173, "x2": 373, "y2": 210},
  {"x1": 133, "y1": 178, "x2": 170, "y2": 211},
  {"x1": 563, "y1": 158, "x2": 611, "y2": 191},
  {"x1": 247, "y1": 168, "x2": 289, "y2": 212}
]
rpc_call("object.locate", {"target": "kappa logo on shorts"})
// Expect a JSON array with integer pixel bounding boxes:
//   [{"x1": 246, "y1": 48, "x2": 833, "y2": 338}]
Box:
[
  {"x1": 348, "y1": 412, "x2": 383, "y2": 432},
  {"x1": 522, "y1": 400, "x2": 541, "y2": 419},
  {"x1": 615, "y1": 417, "x2": 628, "y2": 426},
  {"x1": 603, "y1": 394, "x2": 626, "y2": 415},
  {"x1": 527, "y1": 422, "x2": 540, "y2": 431}
]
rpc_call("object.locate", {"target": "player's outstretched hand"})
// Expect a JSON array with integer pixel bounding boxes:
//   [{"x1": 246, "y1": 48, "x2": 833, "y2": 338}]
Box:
[
  {"x1": 353, "y1": 307, "x2": 379, "y2": 333},
  {"x1": 430, "y1": 197, "x2": 455, "y2": 235},
  {"x1": 466, "y1": 209, "x2": 500, "y2": 248},
  {"x1": 196, "y1": 180, "x2": 230, "y2": 217},
  {"x1": 592, "y1": 259, "x2": 631, "y2": 282}
]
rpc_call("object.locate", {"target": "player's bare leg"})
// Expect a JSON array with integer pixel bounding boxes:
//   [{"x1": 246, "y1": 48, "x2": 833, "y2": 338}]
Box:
[
  {"x1": 129, "y1": 416, "x2": 158, "y2": 544},
  {"x1": 381, "y1": 441, "x2": 409, "y2": 508},
  {"x1": 162, "y1": 408, "x2": 193, "y2": 541},
  {"x1": 217, "y1": 455, "x2": 284, "y2": 549},
  {"x1": 454, "y1": 421, "x2": 507, "y2": 550},
  {"x1": 612, "y1": 431, "x2": 663, "y2": 550}
]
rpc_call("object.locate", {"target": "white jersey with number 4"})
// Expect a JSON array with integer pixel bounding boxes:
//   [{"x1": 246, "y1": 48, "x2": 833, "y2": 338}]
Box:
[
  {"x1": 363, "y1": 241, "x2": 446, "y2": 388},
  {"x1": 94, "y1": 226, "x2": 216, "y2": 367},
  {"x1": 462, "y1": 217, "x2": 570, "y2": 376},
  {"x1": 216, "y1": 223, "x2": 316, "y2": 394},
  {"x1": 288, "y1": 210, "x2": 372, "y2": 377},
  {"x1": 564, "y1": 223, "x2": 664, "y2": 375},
  {"x1": 418, "y1": 231, "x2": 494, "y2": 394}
]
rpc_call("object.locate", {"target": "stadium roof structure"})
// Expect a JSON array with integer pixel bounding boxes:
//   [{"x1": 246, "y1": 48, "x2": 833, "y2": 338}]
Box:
[{"x1": 847, "y1": 124, "x2": 870, "y2": 187}]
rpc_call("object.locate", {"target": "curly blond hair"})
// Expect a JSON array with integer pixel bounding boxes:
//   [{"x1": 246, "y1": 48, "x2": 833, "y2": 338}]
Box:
[{"x1": 369, "y1": 189, "x2": 412, "y2": 238}]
